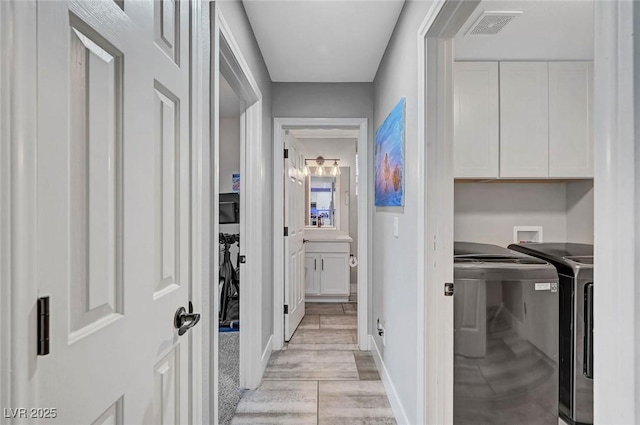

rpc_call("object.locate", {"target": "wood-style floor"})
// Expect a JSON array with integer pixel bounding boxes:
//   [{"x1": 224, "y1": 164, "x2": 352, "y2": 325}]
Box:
[{"x1": 231, "y1": 302, "x2": 397, "y2": 425}]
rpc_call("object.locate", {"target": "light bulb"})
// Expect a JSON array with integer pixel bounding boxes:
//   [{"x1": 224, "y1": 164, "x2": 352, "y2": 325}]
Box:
[
  {"x1": 331, "y1": 161, "x2": 341, "y2": 176},
  {"x1": 303, "y1": 164, "x2": 310, "y2": 176}
]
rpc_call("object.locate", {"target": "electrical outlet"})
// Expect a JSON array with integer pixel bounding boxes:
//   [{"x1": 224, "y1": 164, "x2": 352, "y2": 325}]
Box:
[{"x1": 377, "y1": 319, "x2": 386, "y2": 347}]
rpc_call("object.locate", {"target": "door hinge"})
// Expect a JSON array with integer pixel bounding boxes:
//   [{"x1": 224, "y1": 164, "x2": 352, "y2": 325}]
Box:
[
  {"x1": 284, "y1": 226, "x2": 289, "y2": 237},
  {"x1": 284, "y1": 305, "x2": 289, "y2": 314},
  {"x1": 444, "y1": 282, "x2": 454, "y2": 297},
  {"x1": 37, "y1": 296, "x2": 50, "y2": 356},
  {"x1": 284, "y1": 148, "x2": 289, "y2": 159}
]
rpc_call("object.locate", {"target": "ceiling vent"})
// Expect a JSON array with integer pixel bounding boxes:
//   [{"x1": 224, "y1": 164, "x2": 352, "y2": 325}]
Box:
[{"x1": 465, "y1": 11, "x2": 523, "y2": 35}]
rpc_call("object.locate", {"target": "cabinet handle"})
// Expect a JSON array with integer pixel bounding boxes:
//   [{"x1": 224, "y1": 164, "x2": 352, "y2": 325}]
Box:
[
  {"x1": 322, "y1": 259, "x2": 324, "y2": 270},
  {"x1": 314, "y1": 259, "x2": 317, "y2": 270}
]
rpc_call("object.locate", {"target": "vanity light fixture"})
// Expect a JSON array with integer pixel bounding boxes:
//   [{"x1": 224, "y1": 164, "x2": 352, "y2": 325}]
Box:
[
  {"x1": 303, "y1": 157, "x2": 342, "y2": 176},
  {"x1": 304, "y1": 156, "x2": 341, "y2": 177}
]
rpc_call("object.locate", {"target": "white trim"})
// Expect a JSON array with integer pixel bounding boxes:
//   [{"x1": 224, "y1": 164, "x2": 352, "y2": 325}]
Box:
[
  {"x1": 3, "y1": 1, "x2": 39, "y2": 414},
  {"x1": 593, "y1": 2, "x2": 638, "y2": 422},
  {"x1": 369, "y1": 335, "x2": 410, "y2": 425},
  {"x1": 212, "y1": 7, "x2": 266, "y2": 394},
  {"x1": 417, "y1": 2, "x2": 480, "y2": 424},
  {"x1": 0, "y1": 2, "x2": 12, "y2": 418},
  {"x1": 190, "y1": 1, "x2": 210, "y2": 423},
  {"x1": 272, "y1": 117, "x2": 369, "y2": 351},
  {"x1": 260, "y1": 334, "x2": 273, "y2": 377},
  {"x1": 2, "y1": 2, "x2": 38, "y2": 406}
]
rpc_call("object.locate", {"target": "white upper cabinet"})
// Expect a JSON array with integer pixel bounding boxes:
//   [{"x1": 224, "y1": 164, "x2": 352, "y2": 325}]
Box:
[
  {"x1": 454, "y1": 62, "x2": 499, "y2": 178},
  {"x1": 548, "y1": 62, "x2": 594, "y2": 178},
  {"x1": 499, "y1": 62, "x2": 550, "y2": 178}
]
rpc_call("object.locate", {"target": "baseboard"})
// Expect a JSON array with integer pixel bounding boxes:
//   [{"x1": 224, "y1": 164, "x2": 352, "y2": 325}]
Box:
[
  {"x1": 260, "y1": 334, "x2": 273, "y2": 378},
  {"x1": 369, "y1": 335, "x2": 410, "y2": 425},
  {"x1": 305, "y1": 295, "x2": 349, "y2": 303}
]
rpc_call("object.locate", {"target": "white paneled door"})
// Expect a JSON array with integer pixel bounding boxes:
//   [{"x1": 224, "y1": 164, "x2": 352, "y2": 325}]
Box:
[
  {"x1": 284, "y1": 131, "x2": 306, "y2": 341},
  {"x1": 35, "y1": 1, "x2": 194, "y2": 423}
]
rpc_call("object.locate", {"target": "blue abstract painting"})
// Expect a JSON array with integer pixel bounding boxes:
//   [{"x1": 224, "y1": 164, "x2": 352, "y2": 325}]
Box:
[{"x1": 375, "y1": 98, "x2": 405, "y2": 207}]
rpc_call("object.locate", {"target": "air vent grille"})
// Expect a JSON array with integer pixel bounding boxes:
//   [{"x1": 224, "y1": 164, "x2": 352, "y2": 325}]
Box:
[{"x1": 466, "y1": 11, "x2": 522, "y2": 35}]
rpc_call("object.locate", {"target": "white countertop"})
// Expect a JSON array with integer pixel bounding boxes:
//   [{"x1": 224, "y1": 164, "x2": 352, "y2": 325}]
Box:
[{"x1": 304, "y1": 230, "x2": 353, "y2": 243}]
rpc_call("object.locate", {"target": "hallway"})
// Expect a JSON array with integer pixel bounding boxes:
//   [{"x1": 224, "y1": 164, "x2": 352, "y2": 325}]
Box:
[{"x1": 230, "y1": 302, "x2": 396, "y2": 424}]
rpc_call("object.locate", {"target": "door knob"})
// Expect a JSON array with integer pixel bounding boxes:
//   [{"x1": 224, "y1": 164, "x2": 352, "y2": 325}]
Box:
[
  {"x1": 174, "y1": 302, "x2": 201, "y2": 336},
  {"x1": 303, "y1": 239, "x2": 309, "y2": 243}
]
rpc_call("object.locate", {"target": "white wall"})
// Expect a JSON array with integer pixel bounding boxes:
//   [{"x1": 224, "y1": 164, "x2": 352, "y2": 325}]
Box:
[
  {"x1": 299, "y1": 138, "x2": 358, "y2": 284},
  {"x1": 371, "y1": 1, "x2": 435, "y2": 423},
  {"x1": 217, "y1": 0, "x2": 274, "y2": 357},
  {"x1": 220, "y1": 117, "x2": 240, "y2": 194},
  {"x1": 454, "y1": 182, "x2": 594, "y2": 247}
]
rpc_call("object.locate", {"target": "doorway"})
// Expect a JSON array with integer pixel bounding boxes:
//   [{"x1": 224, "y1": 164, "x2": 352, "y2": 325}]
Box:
[
  {"x1": 417, "y1": 0, "x2": 623, "y2": 424},
  {"x1": 272, "y1": 119, "x2": 370, "y2": 351},
  {"x1": 217, "y1": 72, "x2": 243, "y2": 425},
  {"x1": 209, "y1": 10, "x2": 266, "y2": 424}
]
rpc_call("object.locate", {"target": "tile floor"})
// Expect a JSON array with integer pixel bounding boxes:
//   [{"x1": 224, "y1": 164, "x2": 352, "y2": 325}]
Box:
[{"x1": 231, "y1": 302, "x2": 397, "y2": 425}]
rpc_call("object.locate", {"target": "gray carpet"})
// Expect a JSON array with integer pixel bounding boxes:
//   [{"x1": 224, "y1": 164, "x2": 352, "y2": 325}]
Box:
[{"x1": 218, "y1": 332, "x2": 240, "y2": 425}]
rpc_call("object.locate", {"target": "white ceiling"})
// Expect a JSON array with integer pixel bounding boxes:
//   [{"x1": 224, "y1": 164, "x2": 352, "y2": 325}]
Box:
[
  {"x1": 455, "y1": 0, "x2": 594, "y2": 61},
  {"x1": 220, "y1": 73, "x2": 241, "y2": 118},
  {"x1": 242, "y1": 0, "x2": 405, "y2": 82}
]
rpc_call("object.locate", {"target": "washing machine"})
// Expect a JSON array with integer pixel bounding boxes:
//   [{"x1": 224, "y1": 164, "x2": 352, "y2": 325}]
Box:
[
  {"x1": 454, "y1": 242, "x2": 559, "y2": 425},
  {"x1": 508, "y1": 243, "x2": 593, "y2": 425}
]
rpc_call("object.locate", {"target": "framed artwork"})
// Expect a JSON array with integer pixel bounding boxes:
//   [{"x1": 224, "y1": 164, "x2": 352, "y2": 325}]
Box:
[
  {"x1": 375, "y1": 98, "x2": 405, "y2": 207},
  {"x1": 232, "y1": 173, "x2": 240, "y2": 193}
]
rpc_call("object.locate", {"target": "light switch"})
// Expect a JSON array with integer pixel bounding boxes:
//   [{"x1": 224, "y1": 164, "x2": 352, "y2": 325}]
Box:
[{"x1": 393, "y1": 217, "x2": 399, "y2": 238}]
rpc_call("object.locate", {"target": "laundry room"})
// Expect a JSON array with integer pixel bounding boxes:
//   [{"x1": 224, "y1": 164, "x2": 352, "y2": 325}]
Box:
[{"x1": 451, "y1": 1, "x2": 594, "y2": 425}]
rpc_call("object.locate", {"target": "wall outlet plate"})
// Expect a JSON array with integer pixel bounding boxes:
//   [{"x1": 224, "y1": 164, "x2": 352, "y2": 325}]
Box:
[{"x1": 513, "y1": 226, "x2": 543, "y2": 244}]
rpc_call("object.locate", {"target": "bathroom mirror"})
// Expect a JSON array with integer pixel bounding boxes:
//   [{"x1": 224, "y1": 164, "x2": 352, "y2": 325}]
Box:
[{"x1": 306, "y1": 175, "x2": 339, "y2": 228}]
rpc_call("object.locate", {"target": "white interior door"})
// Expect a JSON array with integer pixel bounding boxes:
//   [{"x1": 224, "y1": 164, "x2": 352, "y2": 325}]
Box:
[
  {"x1": 35, "y1": 1, "x2": 195, "y2": 423},
  {"x1": 284, "y1": 131, "x2": 306, "y2": 341}
]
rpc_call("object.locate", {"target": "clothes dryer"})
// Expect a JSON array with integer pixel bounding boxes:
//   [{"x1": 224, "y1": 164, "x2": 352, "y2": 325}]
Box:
[{"x1": 508, "y1": 243, "x2": 594, "y2": 425}]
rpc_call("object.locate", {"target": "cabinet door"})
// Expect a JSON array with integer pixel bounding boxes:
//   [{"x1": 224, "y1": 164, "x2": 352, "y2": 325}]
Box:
[
  {"x1": 500, "y1": 62, "x2": 549, "y2": 178},
  {"x1": 454, "y1": 62, "x2": 499, "y2": 178},
  {"x1": 320, "y1": 253, "x2": 349, "y2": 295},
  {"x1": 304, "y1": 254, "x2": 321, "y2": 295},
  {"x1": 548, "y1": 62, "x2": 594, "y2": 178}
]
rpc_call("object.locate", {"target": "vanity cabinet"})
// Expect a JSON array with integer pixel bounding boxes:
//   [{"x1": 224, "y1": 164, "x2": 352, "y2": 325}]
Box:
[{"x1": 304, "y1": 241, "x2": 350, "y2": 301}]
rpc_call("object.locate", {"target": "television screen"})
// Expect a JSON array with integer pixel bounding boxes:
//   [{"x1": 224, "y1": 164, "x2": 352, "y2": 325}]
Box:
[{"x1": 220, "y1": 193, "x2": 240, "y2": 224}]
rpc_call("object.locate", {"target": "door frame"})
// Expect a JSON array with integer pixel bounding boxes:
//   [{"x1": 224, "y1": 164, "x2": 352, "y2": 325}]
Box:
[
  {"x1": 592, "y1": 1, "x2": 639, "y2": 422},
  {"x1": 272, "y1": 117, "x2": 370, "y2": 351},
  {"x1": 209, "y1": 5, "x2": 266, "y2": 403},
  {"x1": 418, "y1": 0, "x2": 640, "y2": 423},
  {"x1": 0, "y1": 1, "x2": 39, "y2": 414}
]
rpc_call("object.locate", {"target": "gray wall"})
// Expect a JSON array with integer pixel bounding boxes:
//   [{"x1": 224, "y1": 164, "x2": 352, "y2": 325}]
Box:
[
  {"x1": 455, "y1": 183, "x2": 568, "y2": 246},
  {"x1": 272, "y1": 82, "x2": 374, "y2": 141},
  {"x1": 566, "y1": 180, "x2": 594, "y2": 244},
  {"x1": 220, "y1": 117, "x2": 240, "y2": 193},
  {"x1": 371, "y1": 1, "x2": 435, "y2": 422},
  {"x1": 217, "y1": 0, "x2": 274, "y2": 355},
  {"x1": 454, "y1": 182, "x2": 595, "y2": 247}
]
